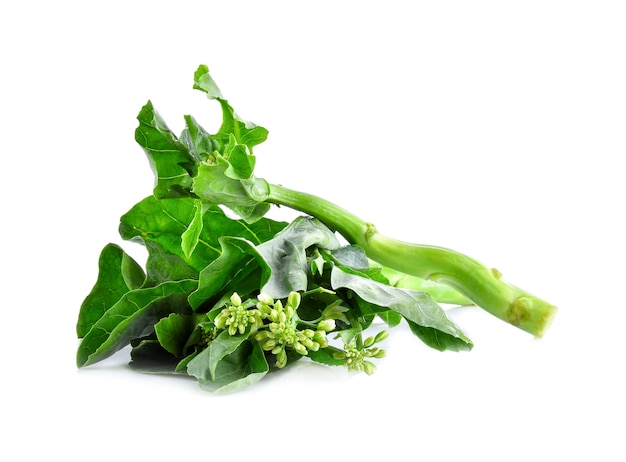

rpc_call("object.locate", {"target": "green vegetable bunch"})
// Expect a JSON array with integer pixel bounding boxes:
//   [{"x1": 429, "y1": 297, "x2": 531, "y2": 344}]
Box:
[{"x1": 76, "y1": 65, "x2": 557, "y2": 393}]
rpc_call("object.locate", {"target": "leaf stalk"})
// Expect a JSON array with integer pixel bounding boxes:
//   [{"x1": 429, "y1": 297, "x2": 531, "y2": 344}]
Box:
[{"x1": 268, "y1": 184, "x2": 556, "y2": 337}]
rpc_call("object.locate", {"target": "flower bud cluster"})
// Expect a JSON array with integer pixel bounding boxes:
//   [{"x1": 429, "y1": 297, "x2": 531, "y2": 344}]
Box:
[
  {"x1": 333, "y1": 330, "x2": 388, "y2": 375},
  {"x1": 199, "y1": 323, "x2": 218, "y2": 347},
  {"x1": 214, "y1": 293, "x2": 263, "y2": 336},
  {"x1": 254, "y1": 292, "x2": 335, "y2": 368}
]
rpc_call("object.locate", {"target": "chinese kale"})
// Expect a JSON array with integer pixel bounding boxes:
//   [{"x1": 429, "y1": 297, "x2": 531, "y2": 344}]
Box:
[{"x1": 76, "y1": 65, "x2": 557, "y2": 393}]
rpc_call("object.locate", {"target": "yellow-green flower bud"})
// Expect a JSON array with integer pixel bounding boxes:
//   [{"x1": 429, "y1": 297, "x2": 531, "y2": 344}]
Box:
[
  {"x1": 285, "y1": 304, "x2": 295, "y2": 320},
  {"x1": 374, "y1": 330, "x2": 389, "y2": 343},
  {"x1": 276, "y1": 349, "x2": 287, "y2": 368},
  {"x1": 255, "y1": 331, "x2": 269, "y2": 341},
  {"x1": 317, "y1": 319, "x2": 336, "y2": 332},
  {"x1": 363, "y1": 360, "x2": 377, "y2": 375},
  {"x1": 230, "y1": 292, "x2": 242, "y2": 306},
  {"x1": 287, "y1": 291, "x2": 301, "y2": 309},
  {"x1": 373, "y1": 349, "x2": 386, "y2": 359},
  {"x1": 294, "y1": 342, "x2": 308, "y2": 355},
  {"x1": 214, "y1": 313, "x2": 227, "y2": 329}
]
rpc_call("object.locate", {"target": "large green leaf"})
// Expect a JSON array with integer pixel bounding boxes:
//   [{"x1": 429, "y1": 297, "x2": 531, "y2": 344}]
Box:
[
  {"x1": 143, "y1": 240, "x2": 198, "y2": 286},
  {"x1": 119, "y1": 196, "x2": 286, "y2": 272},
  {"x1": 77, "y1": 279, "x2": 197, "y2": 367},
  {"x1": 330, "y1": 266, "x2": 473, "y2": 352},
  {"x1": 76, "y1": 243, "x2": 145, "y2": 338}
]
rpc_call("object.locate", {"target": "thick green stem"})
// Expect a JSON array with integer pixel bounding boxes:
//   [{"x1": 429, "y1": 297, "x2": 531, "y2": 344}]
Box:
[{"x1": 268, "y1": 184, "x2": 557, "y2": 338}]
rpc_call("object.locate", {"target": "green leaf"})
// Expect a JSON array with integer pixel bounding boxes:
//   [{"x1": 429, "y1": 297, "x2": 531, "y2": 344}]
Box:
[
  {"x1": 189, "y1": 339, "x2": 269, "y2": 394},
  {"x1": 143, "y1": 240, "x2": 198, "y2": 286},
  {"x1": 231, "y1": 201, "x2": 272, "y2": 224},
  {"x1": 119, "y1": 196, "x2": 285, "y2": 272},
  {"x1": 180, "y1": 200, "x2": 205, "y2": 259},
  {"x1": 193, "y1": 64, "x2": 269, "y2": 151},
  {"x1": 154, "y1": 313, "x2": 199, "y2": 358},
  {"x1": 129, "y1": 338, "x2": 180, "y2": 373},
  {"x1": 256, "y1": 216, "x2": 340, "y2": 299},
  {"x1": 188, "y1": 236, "x2": 271, "y2": 310},
  {"x1": 180, "y1": 115, "x2": 218, "y2": 162},
  {"x1": 77, "y1": 279, "x2": 197, "y2": 367},
  {"x1": 135, "y1": 101, "x2": 195, "y2": 198},
  {"x1": 223, "y1": 142, "x2": 256, "y2": 180},
  {"x1": 309, "y1": 346, "x2": 345, "y2": 367},
  {"x1": 76, "y1": 243, "x2": 145, "y2": 338},
  {"x1": 377, "y1": 310, "x2": 403, "y2": 327},
  {"x1": 330, "y1": 266, "x2": 473, "y2": 352},
  {"x1": 192, "y1": 64, "x2": 223, "y2": 98},
  {"x1": 186, "y1": 330, "x2": 249, "y2": 380},
  {"x1": 192, "y1": 163, "x2": 271, "y2": 220},
  {"x1": 330, "y1": 245, "x2": 370, "y2": 269}
]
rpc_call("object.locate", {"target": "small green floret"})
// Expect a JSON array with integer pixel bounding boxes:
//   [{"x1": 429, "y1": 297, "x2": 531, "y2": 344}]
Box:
[
  {"x1": 334, "y1": 330, "x2": 388, "y2": 375},
  {"x1": 253, "y1": 291, "x2": 334, "y2": 368},
  {"x1": 214, "y1": 292, "x2": 263, "y2": 335}
]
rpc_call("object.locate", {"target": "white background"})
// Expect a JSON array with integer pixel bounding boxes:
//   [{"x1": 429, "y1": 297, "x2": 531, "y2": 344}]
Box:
[{"x1": 2, "y1": 1, "x2": 625, "y2": 460}]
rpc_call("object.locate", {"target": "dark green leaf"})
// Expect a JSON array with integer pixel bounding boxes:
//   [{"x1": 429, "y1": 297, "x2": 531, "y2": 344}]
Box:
[
  {"x1": 76, "y1": 243, "x2": 145, "y2": 338},
  {"x1": 143, "y1": 240, "x2": 198, "y2": 286},
  {"x1": 129, "y1": 338, "x2": 180, "y2": 374},
  {"x1": 188, "y1": 236, "x2": 271, "y2": 310},
  {"x1": 154, "y1": 313, "x2": 199, "y2": 358},
  {"x1": 77, "y1": 279, "x2": 197, "y2": 367}
]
